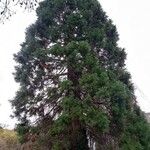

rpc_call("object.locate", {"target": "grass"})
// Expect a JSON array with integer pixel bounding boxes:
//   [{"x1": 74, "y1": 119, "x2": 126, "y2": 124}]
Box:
[{"x1": 0, "y1": 128, "x2": 19, "y2": 150}]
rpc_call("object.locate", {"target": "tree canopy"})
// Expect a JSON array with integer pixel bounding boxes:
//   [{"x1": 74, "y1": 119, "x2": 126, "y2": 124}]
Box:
[{"x1": 11, "y1": 0, "x2": 150, "y2": 149}]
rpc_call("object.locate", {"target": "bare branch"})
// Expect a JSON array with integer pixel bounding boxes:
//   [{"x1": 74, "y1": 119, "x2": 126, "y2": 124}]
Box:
[{"x1": 0, "y1": 0, "x2": 40, "y2": 23}]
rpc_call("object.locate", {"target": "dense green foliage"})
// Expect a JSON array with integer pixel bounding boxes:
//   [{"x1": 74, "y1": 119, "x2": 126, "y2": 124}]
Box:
[{"x1": 11, "y1": 0, "x2": 150, "y2": 149}]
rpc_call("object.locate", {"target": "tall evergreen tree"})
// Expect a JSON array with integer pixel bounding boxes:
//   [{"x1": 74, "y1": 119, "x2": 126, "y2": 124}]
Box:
[{"x1": 11, "y1": 0, "x2": 150, "y2": 149}]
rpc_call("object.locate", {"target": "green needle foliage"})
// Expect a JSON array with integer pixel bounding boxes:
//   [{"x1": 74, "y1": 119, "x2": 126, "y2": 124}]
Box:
[{"x1": 11, "y1": 0, "x2": 150, "y2": 149}]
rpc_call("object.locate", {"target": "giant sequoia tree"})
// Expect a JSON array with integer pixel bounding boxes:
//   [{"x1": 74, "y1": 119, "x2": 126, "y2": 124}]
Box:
[{"x1": 11, "y1": 0, "x2": 150, "y2": 149}]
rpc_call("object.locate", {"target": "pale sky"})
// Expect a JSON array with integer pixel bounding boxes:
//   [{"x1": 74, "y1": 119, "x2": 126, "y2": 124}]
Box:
[{"x1": 0, "y1": 0, "x2": 150, "y2": 129}]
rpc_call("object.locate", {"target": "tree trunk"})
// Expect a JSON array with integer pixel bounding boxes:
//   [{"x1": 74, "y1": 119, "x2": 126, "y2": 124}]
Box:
[
  {"x1": 68, "y1": 66, "x2": 89, "y2": 150},
  {"x1": 70, "y1": 119, "x2": 89, "y2": 150}
]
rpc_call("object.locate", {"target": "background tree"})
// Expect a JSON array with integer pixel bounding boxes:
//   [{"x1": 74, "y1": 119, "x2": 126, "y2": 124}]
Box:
[
  {"x1": 0, "y1": 0, "x2": 40, "y2": 22},
  {"x1": 11, "y1": 0, "x2": 150, "y2": 149}
]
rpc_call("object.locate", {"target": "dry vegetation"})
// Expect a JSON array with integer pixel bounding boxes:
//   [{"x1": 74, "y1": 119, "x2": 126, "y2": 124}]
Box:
[
  {"x1": 0, "y1": 128, "x2": 42, "y2": 150},
  {"x1": 0, "y1": 128, "x2": 19, "y2": 150}
]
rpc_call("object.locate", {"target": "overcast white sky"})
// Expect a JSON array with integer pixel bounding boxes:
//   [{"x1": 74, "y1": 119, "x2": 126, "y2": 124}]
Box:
[{"x1": 0, "y1": 0, "x2": 150, "y2": 128}]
